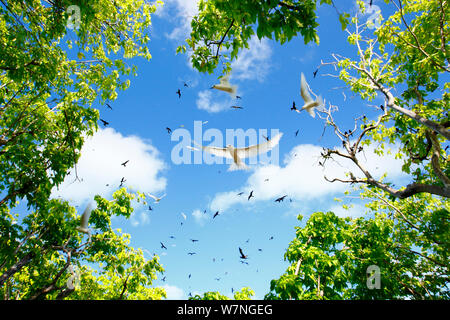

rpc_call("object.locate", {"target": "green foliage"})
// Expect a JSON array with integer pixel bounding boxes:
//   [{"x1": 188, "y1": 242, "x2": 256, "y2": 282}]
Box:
[
  {"x1": 266, "y1": 206, "x2": 449, "y2": 300},
  {"x1": 0, "y1": 0, "x2": 166, "y2": 300},
  {"x1": 0, "y1": 189, "x2": 165, "y2": 300},
  {"x1": 189, "y1": 287, "x2": 255, "y2": 300},
  {"x1": 181, "y1": 0, "x2": 330, "y2": 75}
]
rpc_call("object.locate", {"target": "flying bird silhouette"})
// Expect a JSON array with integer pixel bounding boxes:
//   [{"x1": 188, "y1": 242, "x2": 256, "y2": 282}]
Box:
[
  {"x1": 196, "y1": 133, "x2": 283, "y2": 171},
  {"x1": 76, "y1": 202, "x2": 94, "y2": 235},
  {"x1": 291, "y1": 101, "x2": 297, "y2": 111},
  {"x1": 295, "y1": 129, "x2": 300, "y2": 137},
  {"x1": 176, "y1": 89, "x2": 181, "y2": 98},
  {"x1": 106, "y1": 103, "x2": 113, "y2": 110},
  {"x1": 190, "y1": 239, "x2": 199, "y2": 243},
  {"x1": 230, "y1": 105, "x2": 243, "y2": 109},
  {"x1": 100, "y1": 119, "x2": 109, "y2": 126},
  {"x1": 188, "y1": 252, "x2": 196, "y2": 255},
  {"x1": 269, "y1": 236, "x2": 274, "y2": 240},
  {"x1": 313, "y1": 69, "x2": 318, "y2": 78},
  {"x1": 275, "y1": 195, "x2": 287, "y2": 202},
  {"x1": 239, "y1": 247, "x2": 248, "y2": 259},
  {"x1": 237, "y1": 192, "x2": 244, "y2": 196},
  {"x1": 121, "y1": 160, "x2": 129, "y2": 167},
  {"x1": 147, "y1": 193, "x2": 166, "y2": 203},
  {"x1": 160, "y1": 242, "x2": 167, "y2": 250},
  {"x1": 213, "y1": 211, "x2": 220, "y2": 219},
  {"x1": 166, "y1": 127, "x2": 172, "y2": 134},
  {"x1": 248, "y1": 191, "x2": 254, "y2": 201},
  {"x1": 211, "y1": 73, "x2": 237, "y2": 97},
  {"x1": 299, "y1": 72, "x2": 323, "y2": 118},
  {"x1": 119, "y1": 177, "x2": 126, "y2": 187}
]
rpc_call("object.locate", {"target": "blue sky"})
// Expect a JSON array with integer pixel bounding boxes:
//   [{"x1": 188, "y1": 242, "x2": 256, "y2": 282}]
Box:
[{"x1": 49, "y1": 0, "x2": 410, "y2": 299}]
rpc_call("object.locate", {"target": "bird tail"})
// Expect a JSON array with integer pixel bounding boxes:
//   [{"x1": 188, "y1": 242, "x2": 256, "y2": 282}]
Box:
[
  {"x1": 317, "y1": 95, "x2": 324, "y2": 108},
  {"x1": 228, "y1": 85, "x2": 238, "y2": 97}
]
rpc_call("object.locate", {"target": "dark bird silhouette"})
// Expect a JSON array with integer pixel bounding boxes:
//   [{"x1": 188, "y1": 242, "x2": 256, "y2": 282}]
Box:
[
  {"x1": 291, "y1": 101, "x2": 297, "y2": 111},
  {"x1": 162, "y1": 276, "x2": 166, "y2": 282},
  {"x1": 190, "y1": 239, "x2": 199, "y2": 243},
  {"x1": 369, "y1": 0, "x2": 373, "y2": 7},
  {"x1": 214, "y1": 278, "x2": 221, "y2": 281},
  {"x1": 236, "y1": 95, "x2": 242, "y2": 99},
  {"x1": 176, "y1": 89, "x2": 181, "y2": 98},
  {"x1": 121, "y1": 160, "x2": 129, "y2": 167},
  {"x1": 380, "y1": 104, "x2": 385, "y2": 111},
  {"x1": 106, "y1": 103, "x2": 113, "y2": 110},
  {"x1": 100, "y1": 119, "x2": 109, "y2": 127},
  {"x1": 169, "y1": 235, "x2": 176, "y2": 239},
  {"x1": 295, "y1": 129, "x2": 299, "y2": 137},
  {"x1": 188, "y1": 274, "x2": 191, "y2": 279},
  {"x1": 166, "y1": 127, "x2": 172, "y2": 134},
  {"x1": 258, "y1": 248, "x2": 262, "y2": 252},
  {"x1": 240, "y1": 260, "x2": 249, "y2": 265},
  {"x1": 188, "y1": 252, "x2": 196, "y2": 255},
  {"x1": 262, "y1": 135, "x2": 270, "y2": 141},
  {"x1": 239, "y1": 247, "x2": 248, "y2": 259},
  {"x1": 248, "y1": 191, "x2": 254, "y2": 201},
  {"x1": 183, "y1": 82, "x2": 189, "y2": 87},
  {"x1": 313, "y1": 69, "x2": 318, "y2": 78},
  {"x1": 237, "y1": 192, "x2": 244, "y2": 196},
  {"x1": 264, "y1": 178, "x2": 269, "y2": 182},
  {"x1": 213, "y1": 211, "x2": 220, "y2": 219},
  {"x1": 160, "y1": 242, "x2": 167, "y2": 249},
  {"x1": 119, "y1": 177, "x2": 126, "y2": 187},
  {"x1": 269, "y1": 236, "x2": 274, "y2": 240},
  {"x1": 148, "y1": 205, "x2": 153, "y2": 211},
  {"x1": 275, "y1": 195, "x2": 287, "y2": 202},
  {"x1": 231, "y1": 105, "x2": 243, "y2": 109}
]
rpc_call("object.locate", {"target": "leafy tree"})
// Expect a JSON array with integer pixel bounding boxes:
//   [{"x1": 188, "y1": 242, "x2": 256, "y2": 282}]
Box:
[
  {"x1": 0, "y1": 0, "x2": 166, "y2": 299},
  {"x1": 266, "y1": 207, "x2": 449, "y2": 300},
  {"x1": 178, "y1": 0, "x2": 334, "y2": 74},
  {"x1": 189, "y1": 287, "x2": 255, "y2": 300},
  {"x1": 185, "y1": 0, "x2": 449, "y2": 300}
]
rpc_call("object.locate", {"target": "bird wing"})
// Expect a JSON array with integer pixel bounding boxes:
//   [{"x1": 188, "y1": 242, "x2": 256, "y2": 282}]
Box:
[
  {"x1": 300, "y1": 73, "x2": 313, "y2": 103},
  {"x1": 219, "y1": 74, "x2": 230, "y2": 85},
  {"x1": 201, "y1": 145, "x2": 232, "y2": 159},
  {"x1": 147, "y1": 193, "x2": 158, "y2": 201},
  {"x1": 236, "y1": 133, "x2": 283, "y2": 159},
  {"x1": 80, "y1": 202, "x2": 94, "y2": 229},
  {"x1": 239, "y1": 247, "x2": 244, "y2": 256}
]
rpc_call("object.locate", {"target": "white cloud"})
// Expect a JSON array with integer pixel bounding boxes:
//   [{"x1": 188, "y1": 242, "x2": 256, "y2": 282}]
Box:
[
  {"x1": 231, "y1": 36, "x2": 272, "y2": 82},
  {"x1": 192, "y1": 209, "x2": 209, "y2": 226},
  {"x1": 328, "y1": 203, "x2": 367, "y2": 218},
  {"x1": 51, "y1": 128, "x2": 167, "y2": 206},
  {"x1": 130, "y1": 210, "x2": 151, "y2": 227},
  {"x1": 196, "y1": 89, "x2": 234, "y2": 113},
  {"x1": 209, "y1": 142, "x2": 407, "y2": 213},
  {"x1": 162, "y1": 0, "x2": 199, "y2": 40},
  {"x1": 162, "y1": 284, "x2": 185, "y2": 300}
]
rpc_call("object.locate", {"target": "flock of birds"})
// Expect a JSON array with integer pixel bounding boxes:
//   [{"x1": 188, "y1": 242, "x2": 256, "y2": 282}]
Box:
[{"x1": 79, "y1": 69, "x2": 325, "y2": 294}]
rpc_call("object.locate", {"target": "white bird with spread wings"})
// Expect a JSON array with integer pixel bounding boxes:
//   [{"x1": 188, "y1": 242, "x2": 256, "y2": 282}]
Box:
[
  {"x1": 77, "y1": 202, "x2": 94, "y2": 235},
  {"x1": 147, "y1": 193, "x2": 166, "y2": 203},
  {"x1": 298, "y1": 72, "x2": 323, "y2": 118},
  {"x1": 212, "y1": 73, "x2": 238, "y2": 97},
  {"x1": 196, "y1": 133, "x2": 283, "y2": 171}
]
